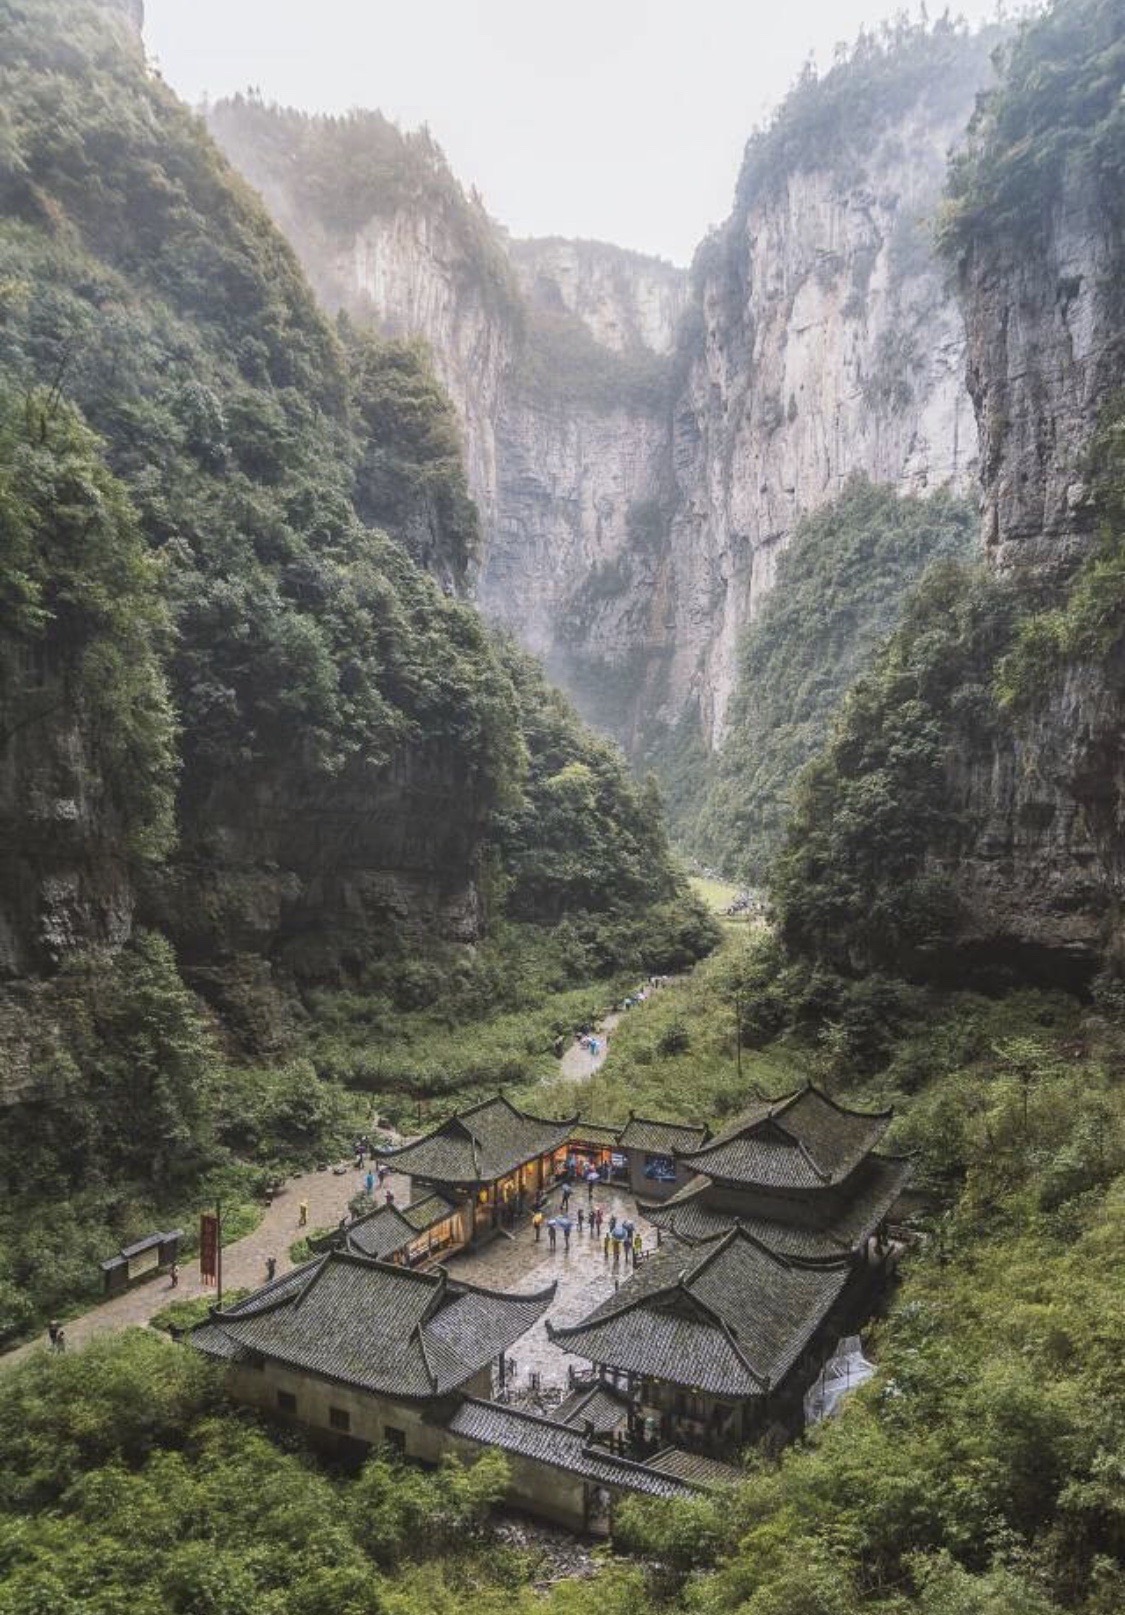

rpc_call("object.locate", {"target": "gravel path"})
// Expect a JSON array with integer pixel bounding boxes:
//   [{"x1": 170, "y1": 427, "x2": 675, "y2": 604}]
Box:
[
  {"x1": 558, "y1": 1011, "x2": 620, "y2": 1081},
  {"x1": 4, "y1": 979, "x2": 676, "y2": 1369},
  {"x1": 2, "y1": 1155, "x2": 410, "y2": 1369}
]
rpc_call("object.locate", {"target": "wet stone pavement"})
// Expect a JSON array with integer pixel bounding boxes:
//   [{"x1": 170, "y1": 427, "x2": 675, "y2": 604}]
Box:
[{"x1": 445, "y1": 1178, "x2": 656, "y2": 1408}]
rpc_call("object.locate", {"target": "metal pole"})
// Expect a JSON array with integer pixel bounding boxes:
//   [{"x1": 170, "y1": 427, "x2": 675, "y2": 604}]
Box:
[
  {"x1": 216, "y1": 1199, "x2": 223, "y2": 1309},
  {"x1": 734, "y1": 985, "x2": 743, "y2": 1083}
]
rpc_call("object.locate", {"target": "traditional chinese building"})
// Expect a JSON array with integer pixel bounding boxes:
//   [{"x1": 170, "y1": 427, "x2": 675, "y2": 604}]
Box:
[
  {"x1": 334, "y1": 1191, "x2": 465, "y2": 1267},
  {"x1": 192, "y1": 1083, "x2": 909, "y2": 1517},
  {"x1": 642, "y1": 1083, "x2": 911, "y2": 1257},
  {"x1": 551, "y1": 1085, "x2": 911, "y2": 1453},
  {"x1": 192, "y1": 1249, "x2": 698, "y2": 1532},
  {"x1": 549, "y1": 1227, "x2": 855, "y2": 1452},
  {"x1": 376, "y1": 1093, "x2": 575, "y2": 1250}
]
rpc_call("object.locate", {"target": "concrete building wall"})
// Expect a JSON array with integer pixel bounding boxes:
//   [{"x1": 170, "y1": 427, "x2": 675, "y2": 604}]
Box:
[
  {"x1": 222, "y1": 1358, "x2": 622, "y2": 1532},
  {"x1": 225, "y1": 1359, "x2": 488, "y2": 1461}
]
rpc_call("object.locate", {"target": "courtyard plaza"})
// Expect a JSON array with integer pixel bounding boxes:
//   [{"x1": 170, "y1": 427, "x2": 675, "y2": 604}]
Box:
[{"x1": 441, "y1": 1177, "x2": 657, "y2": 1404}]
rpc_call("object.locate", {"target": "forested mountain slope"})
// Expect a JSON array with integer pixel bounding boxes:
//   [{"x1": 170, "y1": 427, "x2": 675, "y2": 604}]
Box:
[
  {"x1": 0, "y1": 0, "x2": 711, "y2": 1335},
  {"x1": 207, "y1": 19, "x2": 995, "y2": 776},
  {"x1": 772, "y1": 0, "x2": 1125, "y2": 989}
]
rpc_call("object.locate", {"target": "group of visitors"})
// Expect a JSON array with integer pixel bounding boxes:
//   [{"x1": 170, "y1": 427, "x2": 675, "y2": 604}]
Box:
[
  {"x1": 603, "y1": 1213, "x2": 643, "y2": 1269},
  {"x1": 530, "y1": 1187, "x2": 645, "y2": 1266},
  {"x1": 618, "y1": 975, "x2": 669, "y2": 1012},
  {"x1": 362, "y1": 1162, "x2": 391, "y2": 1198}
]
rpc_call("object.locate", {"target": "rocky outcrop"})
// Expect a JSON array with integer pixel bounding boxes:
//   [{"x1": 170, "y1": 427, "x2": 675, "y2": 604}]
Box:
[
  {"x1": 945, "y1": 156, "x2": 1125, "y2": 972},
  {"x1": 963, "y1": 168, "x2": 1125, "y2": 577},
  {"x1": 0, "y1": 653, "x2": 133, "y2": 980},
  {"x1": 945, "y1": 655, "x2": 1124, "y2": 982}
]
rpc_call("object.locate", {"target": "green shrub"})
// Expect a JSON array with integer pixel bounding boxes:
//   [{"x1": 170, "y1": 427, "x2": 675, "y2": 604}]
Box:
[{"x1": 695, "y1": 478, "x2": 975, "y2": 880}]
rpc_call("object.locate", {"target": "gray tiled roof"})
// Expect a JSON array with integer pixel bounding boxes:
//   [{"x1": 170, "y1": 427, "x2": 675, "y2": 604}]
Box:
[
  {"x1": 555, "y1": 1382, "x2": 631, "y2": 1434},
  {"x1": 643, "y1": 1155, "x2": 913, "y2": 1256},
  {"x1": 618, "y1": 1115, "x2": 708, "y2": 1154},
  {"x1": 191, "y1": 1251, "x2": 554, "y2": 1399},
  {"x1": 549, "y1": 1228, "x2": 851, "y2": 1398},
  {"x1": 379, "y1": 1094, "x2": 573, "y2": 1186},
  {"x1": 678, "y1": 1085, "x2": 892, "y2": 1190},
  {"x1": 444, "y1": 1397, "x2": 696, "y2": 1499},
  {"x1": 343, "y1": 1193, "x2": 457, "y2": 1261},
  {"x1": 568, "y1": 1120, "x2": 622, "y2": 1148},
  {"x1": 646, "y1": 1446, "x2": 744, "y2": 1488}
]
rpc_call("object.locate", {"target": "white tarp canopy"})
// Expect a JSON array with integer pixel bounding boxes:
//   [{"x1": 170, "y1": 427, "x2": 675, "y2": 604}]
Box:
[{"x1": 803, "y1": 1335, "x2": 875, "y2": 1426}]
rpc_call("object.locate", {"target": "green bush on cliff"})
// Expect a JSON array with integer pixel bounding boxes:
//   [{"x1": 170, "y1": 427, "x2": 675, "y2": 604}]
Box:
[
  {"x1": 942, "y1": 0, "x2": 1125, "y2": 252},
  {"x1": 735, "y1": 14, "x2": 1002, "y2": 206},
  {"x1": 345, "y1": 325, "x2": 481, "y2": 580},
  {"x1": 489, "y1": 639, "x2": 697, "y2": 927},
  {"x1": 771, "y1": 559, "x2": 1018, "y2": 972},
  {"x1": 694, "y1": 479, "x2": 975, "y2": 881},
  {"x1": 0, "y1": 386, "x2": 177, "y2": 860}
]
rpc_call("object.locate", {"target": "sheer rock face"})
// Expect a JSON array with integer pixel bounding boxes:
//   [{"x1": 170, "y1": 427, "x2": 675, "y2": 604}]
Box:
[
  {"x1": 139, "y1": 740, "x2": 487, "y2": 1016},
  {"x1": 963, "y1": 171, "x2": 1125, "y2": 578},
  {"x1": 209, "y1": 93, "x2": 979, "y2": 754},
  {"x1": 507, "y1": 237, "x2": 688, "y2": 356},
  {"x1": 944, "y1": 174, "x2": 1125, "y2": 972},
  {"x1": 672, "y1": 105, "x2": 979, "y2": 743},
  {"x1": 944, "y1": 657, "x2": 1125, "y2": 980}
]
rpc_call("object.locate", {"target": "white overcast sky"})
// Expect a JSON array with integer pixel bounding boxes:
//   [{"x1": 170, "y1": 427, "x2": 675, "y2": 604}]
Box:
[{"x1": 144, "y1": 0, "x2": 1013, "y2": 264}]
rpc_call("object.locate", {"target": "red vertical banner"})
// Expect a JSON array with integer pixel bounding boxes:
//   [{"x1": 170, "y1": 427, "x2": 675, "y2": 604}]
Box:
[{"x1": 200, "y1": 1213, "x2": 219, "y2": 1284}]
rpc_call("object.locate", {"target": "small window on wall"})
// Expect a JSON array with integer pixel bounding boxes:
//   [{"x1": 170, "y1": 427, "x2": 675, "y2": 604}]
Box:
[
  {"x1": 329, "y1": 1406, "x2": 351, "y2": 1433},
  {"x1": 384, "y1": 1425, "x2": 406, "y2": 1454},
  {"x1": 277, "y1": 1390, "x2": 297, "y2": 1413}
]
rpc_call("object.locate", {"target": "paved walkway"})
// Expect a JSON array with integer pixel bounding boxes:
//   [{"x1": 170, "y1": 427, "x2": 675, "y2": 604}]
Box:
[
  {"x1": 4, "y1": 976, "x2": 681, "y2": 1371},
  {"x1": 2, "y1": 1153, "x2": 410, "y2": 1369},
  {"x1": 558, "y1": 1011, "x2": 620, "y2": 1081},
  {"x1": 449, "y1": 1180, "x2": 656, "y2": 1406}
]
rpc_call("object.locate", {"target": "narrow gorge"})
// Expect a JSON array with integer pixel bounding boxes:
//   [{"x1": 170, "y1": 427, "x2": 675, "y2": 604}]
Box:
[
  {"x1": 206, "y1": 22, "x2": 993, "y2": 757},
  {"x1": 209, "y1": 11, "x2": 1125, "y2": 984}
]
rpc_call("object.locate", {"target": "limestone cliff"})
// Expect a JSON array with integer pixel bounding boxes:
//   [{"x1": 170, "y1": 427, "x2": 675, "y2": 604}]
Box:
[
  {"x1": 671, "y1": 101, "x2": 983, "y2": 744},
  {"x1": 0, "y1": 653, "x2": 134, "y2": 980},
  {"x1": 937, "y1": 0, "x2": 1125, "y2": 974},
  {"x1": 208, "y1": 26, "x2": 994, "y2": 757},
  {"x1": 507, "y1": 237, "x2": 688, "y2": 356}
]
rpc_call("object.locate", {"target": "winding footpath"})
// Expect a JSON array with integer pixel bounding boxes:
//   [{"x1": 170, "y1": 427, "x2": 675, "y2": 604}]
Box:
[
  {"x1": 1, "y1": 985, "x2": 663, "y2": 1370},
  {"x1": 558, "y1": 1010, "x2": 620, "y2": 1081}
]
